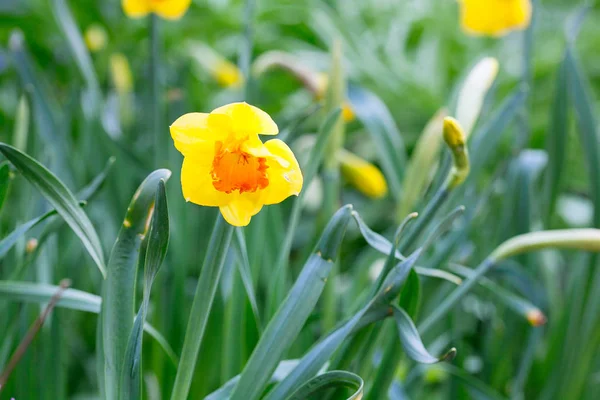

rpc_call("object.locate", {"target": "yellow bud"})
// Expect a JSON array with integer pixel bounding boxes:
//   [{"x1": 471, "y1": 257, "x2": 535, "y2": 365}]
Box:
[
  {"x1": 26, "y1": 238, "x2": 38, "y2": 254},
  {"x1": 338, "y1": 149, "x2": 387, "y2": 199},
  {"x1": 84, "y1": 24, "x2": 107, "y2": 53},
  {"x1": 214, "y1": 61, "x2": 244, "y2": 88},
  {"x1": 110, "y1": 53, "x2": 133, "y2": 94},
  {"x1": 526, "y1": 309, "x2": 547, "y2": 327},
  {"x1": 443, "y1": 117, "x2": 470, "y2": 189},
  {"x1": 341, "y1": 102, "x2": 355, "y2": 122}
]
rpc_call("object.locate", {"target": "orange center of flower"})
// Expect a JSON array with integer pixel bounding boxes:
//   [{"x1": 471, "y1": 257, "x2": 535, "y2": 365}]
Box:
[{"x1": 211, "y1": 139, "x2": 269, "y2": 194}]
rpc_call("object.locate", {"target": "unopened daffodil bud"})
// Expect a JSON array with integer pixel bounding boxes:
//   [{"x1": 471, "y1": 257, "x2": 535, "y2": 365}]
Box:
[
  {"x1": 443, "y1": 117, "x2": 470, "y2": 189},
  {"x1": 338, "y1": 149, "x2": 387, "y2": 199},
  {"x1": 458, "y1": 0, "x2": 532, "y2": 37},
  {"x1": 110, "y1": 53, "x2": 133, "y2": 94},
  {"x1": 188, "y1": 42, "x2": 243, "y2": 88},
  {"x1": 122, "y1": 0, "x2": 191, "y2": 20},
  {"x1": 84, "y1": 24, "x2": 107, "y2": 53}
]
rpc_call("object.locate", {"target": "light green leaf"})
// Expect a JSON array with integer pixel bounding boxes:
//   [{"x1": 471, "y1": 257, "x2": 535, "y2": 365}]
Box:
[
  {"x1": 392, "y1": 305, "x2": 456, "y2": 364},
  {"x1": 0, "y1": 162, "x2": 12, "y2": 214},
  {"x1": 286, "y1": 370, "x2": 364, "y2": 400},
  {"x1": 0, "y1": 143, "x2": 106, "y2": 276},
  {"x1": 102, "y1": 169, "x2": 171, "y2": 400}
]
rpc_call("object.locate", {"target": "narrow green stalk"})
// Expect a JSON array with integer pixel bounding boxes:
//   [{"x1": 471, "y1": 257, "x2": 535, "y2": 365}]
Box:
[
  {"x1": 170, "y1": 215, "x2": 234, "y2": 400},
  {"x1": 150, "y1": 13, "x2": 163, "y2": 168}
]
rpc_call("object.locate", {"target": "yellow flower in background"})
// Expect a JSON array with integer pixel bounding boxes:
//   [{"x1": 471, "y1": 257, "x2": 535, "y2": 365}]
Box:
[
  {"x1": 84, "y1": 24, "x2": 107, "y2": 53},
  {"x1": 110, "y1": 53, "x2": 133, "y2": 94},
  {"x1": 338, "y1": 149, "x2": 387, "y2": 199},
  {"x1": 170, "y1": 102, "x2": 303, "y2": 226},
  {"x1": 459, "y1": 0, "x2": 532, "y2": 37},
  {"x1": 188, "y1": 42, "x2": 244, "y2": 88},
  {"x1": 122, "y1": 0, "x2": 191, "y2": 20},
  {"x1": 315, "y1": 73, "x2": 355, "y2": 122},
  {"x1": 214, "y1": 60, "x2": 244, "y2": 88}
]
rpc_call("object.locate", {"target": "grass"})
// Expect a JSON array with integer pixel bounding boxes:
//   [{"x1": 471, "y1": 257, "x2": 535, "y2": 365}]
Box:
[{"x1": 1, "y1": 0, "x2": 600, "y2": 399}]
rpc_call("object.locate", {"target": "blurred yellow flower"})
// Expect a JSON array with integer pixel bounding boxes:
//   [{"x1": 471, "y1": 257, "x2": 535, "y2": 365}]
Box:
[
  {"x1": 315, "y1": 73, "x2": 355, "y2": 122},
  {"x1": 110, "y1": 53, "x2": 133, "y2": 94},
  {"x1": 170, "y1": 102, "x2": 303, "y2": 226},
  {"x1": 214, "y1": 60, "x2": 244, "y2": 88},
  {"x1": 84, "y1": 24, "x2": 107, "y2": 53},
  {"x1": 338, "y1": 149, "x2": 387, "y2": 199},
  {"x1": 122, "y1": 0, "x2": 191, "y2": 20},
  {"x1": 459, "y1": 0, "x2": 532, "y2": 37}
]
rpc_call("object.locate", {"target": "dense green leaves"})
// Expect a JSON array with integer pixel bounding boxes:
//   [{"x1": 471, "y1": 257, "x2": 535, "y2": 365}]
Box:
[
  {"x1": 0, "y1": 143, "x2": 106, "y2": 276},
  {"x1": 230, "y1": 205, "x2": 354, "y2": 400}
]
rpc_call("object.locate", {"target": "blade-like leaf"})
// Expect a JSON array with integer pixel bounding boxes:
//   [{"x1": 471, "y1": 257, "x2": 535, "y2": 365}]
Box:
[
  {"x1": 392, "y1": 305, "x2": 456, "y2": 364},
  {"x1": 230, "y1": 205, "x2": 354, "y2": 400},
  {"x1": 286, "y1": 370, "x2": 364, "y2": 400},
  {"x1": 351, "y1": 210, "x2": 404, "y2": 260},
  {"x1": 233, "y1": 228, "x2": 262, "y2": 332},
  {"x1": 0, "y1": 143, "x2": 106, "y2": 276},
  {"x1": 120, "y1": 180, "x2": 170, "y2": 400},
  {"x1": 348, "y1": 84, "x2": 405, "y2": 200},
  {"x1": 0, "y1": 280, "x2": 177, "y2": 366},
  {"x1": 0, "y1": 162, "x2": 10, "y2": 213},
  {"x1": 103, "y1": 169, "x2": 171, "y2": 400}
]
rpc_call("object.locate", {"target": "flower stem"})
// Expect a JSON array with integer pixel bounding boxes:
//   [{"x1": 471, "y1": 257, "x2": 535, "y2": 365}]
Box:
[
  {"x1": 170, "y1": 215, "x2": 234, "y2": 400},
  {"x1": 150, "y1": 13, "x2": 162, "y2": 168}
]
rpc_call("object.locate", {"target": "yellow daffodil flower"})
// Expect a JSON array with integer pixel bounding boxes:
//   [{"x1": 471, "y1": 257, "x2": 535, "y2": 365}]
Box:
[
  {"x1": 84, "y1": 24, "x2": 107, "y2": 53},
  {"x1": 170, "y1": 102, "x2": 303, "y2": 226},
  {"x1": 459, "y1": 0, "x2": 532, "y2": 37},
  {"x1": 122, "y1": 0, "x2": 191, "y2": 20},
  {"x1": 110, "y1": 53, "x2": 133, "y2": 94},
  {"x1": 188, "y1": 42, "x2": 244, "y2": 88},
  {"x1": 338, "y1": 149, "x2": 387, "y2": 199}
]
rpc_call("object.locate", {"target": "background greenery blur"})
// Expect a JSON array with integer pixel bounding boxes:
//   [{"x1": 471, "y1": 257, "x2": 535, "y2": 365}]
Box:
[{"x1": 1, "y1": 0, "x2": 600, "y2": 399}]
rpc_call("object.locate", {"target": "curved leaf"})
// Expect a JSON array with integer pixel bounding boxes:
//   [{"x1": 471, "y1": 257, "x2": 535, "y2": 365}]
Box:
[
  {"x1": 286, "y1": 370, "x2": 364, "y2": 400},
  {"x1": 0, "y1": 143, "x2": 106, "y2": 276},
  {"x1": 0, "y1": 162, "x2": 10, "y2": 213},
  {"x1": 392, "y1": 305, "x2": 456, "y2": 364},
  {"x1": 0, "y1": 208, "x2": 58, "y2": 259}
]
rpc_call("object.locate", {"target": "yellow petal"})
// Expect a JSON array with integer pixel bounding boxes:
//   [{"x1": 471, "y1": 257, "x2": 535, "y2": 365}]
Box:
[
  {"x1": 219, "y1": 196, "x2": 263, "y2": 227},
  {"x1": 122, "y1": 0, "x2": 151, "y2": 18},
  {"x1": 459, "y1": 0, "x2": 532, "y2": 37},
  {"x1": 152, "y1": 0, "x2": 192, "y2": 20},
  {"x1": 261, "y1": 139, "x2": 303, "y2": 205},
  {"x1": 181, "y1": 154, "x2": 230, "y2": 207},
  {"x1": 211, "y1": 102, "x2": 278, "y2": 137},
  {"x1": 170, "y1": 112, "x2": 221, "y2": 156}
]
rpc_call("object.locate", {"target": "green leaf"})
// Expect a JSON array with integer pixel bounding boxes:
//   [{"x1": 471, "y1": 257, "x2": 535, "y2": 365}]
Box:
[
  {"x1": 286, "y1": 370, "x2": 364, "y2": 400},
  {"x1": 348, "y1": 84, "x2": 405, "y2": 200},
  {"x1": 440, "y1": 364, "x2": 506, "y2": 400},
  {"x1": 265, "y1": 299, "x2": 388, "y2": 400},
  {"x1": 398, "y1": 269, "x2": 421, "y2": 318},
  {"x1": 0, "y1": 162, "x2": 11, "y2": 213},
  {"x1": 50, "y1": 0, "x2": 101, "y2": 115},
  {"x1": 351, "y1": 210, "x2": 405, "y2": 261},
  {"x1": 0, "y1": 143, "x2": 106, "y2": 276},
  {"x1": 565, "y1": 48, "x2": 600, "y2": 229},
  {"x1": 233, "y1": 228, "x2": 262, "y2": 332},
  {"x1": 267, "y1": 108, "x2": 342, "y2": 316},
  {"x1": 230, "y1": 205, "x2": 354, "y2": 400},
  {"x1": 0, "y1": 208, "x2": 58, "y2": 259},
  {"x1": 543, "y1": 57, "x2": 569, "y2": 223},
  {"x1": 392, "y1": 305, "x2": 456, "y2": 364},
  {"x1": 102, "y1": 169, "x2": 171, "y2": 400},
  {"x1": 0, "y1": 280, "x2": 177, "y2": 366},
  {"x1": 170, "y1": 215, "x2": 235, "y2": 400},
  {"x1": 120, "y1": 180, "x2": 170, "y2": 400}
]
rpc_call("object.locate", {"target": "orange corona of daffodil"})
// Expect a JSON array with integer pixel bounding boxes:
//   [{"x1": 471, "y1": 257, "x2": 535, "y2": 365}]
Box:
[
  {"x1": 170, "y1": 102, "x2": 303, "y2": 226},
  {"x1": 122, "y1": 0, "x2": 191, "y2": 20},
  {"x1": 459, "y1": 0, "x2": 532, "y2": 37}
]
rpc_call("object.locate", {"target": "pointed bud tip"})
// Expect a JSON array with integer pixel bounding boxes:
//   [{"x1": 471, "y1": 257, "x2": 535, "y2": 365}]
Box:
[{"x1": 443, "y1": 117, "x2": 466, "y2": 148}]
